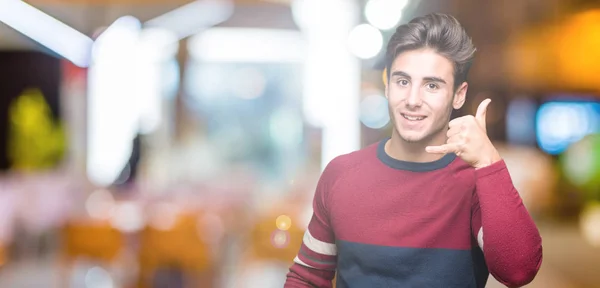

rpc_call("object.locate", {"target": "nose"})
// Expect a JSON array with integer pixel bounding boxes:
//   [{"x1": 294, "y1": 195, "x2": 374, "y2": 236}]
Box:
[{"x1": 405, "y1": 87, "x2": 423, "y2": 108}]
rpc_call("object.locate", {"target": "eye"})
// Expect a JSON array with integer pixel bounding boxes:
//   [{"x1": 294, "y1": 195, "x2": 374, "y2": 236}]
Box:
[
  {"x1": 397, "y1": 79, "x2": 409, "y2": 86},
  {"x1": 426, "y1": 83, "x2": 439, "y2": 90}
]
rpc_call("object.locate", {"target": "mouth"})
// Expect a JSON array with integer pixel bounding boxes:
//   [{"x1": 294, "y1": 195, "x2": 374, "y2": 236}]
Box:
[{"x1": 401, "y1": 113, "x2": 427, "y2": 121}]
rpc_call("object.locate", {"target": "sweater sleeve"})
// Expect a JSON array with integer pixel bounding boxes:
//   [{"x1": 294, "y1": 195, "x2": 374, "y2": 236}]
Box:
[
  {"x1": 471, "y1": 160, "x2": 543, "y2": 287},
  {"x1": 285, "y1": 160, "x2": 339, "y2": 288}
]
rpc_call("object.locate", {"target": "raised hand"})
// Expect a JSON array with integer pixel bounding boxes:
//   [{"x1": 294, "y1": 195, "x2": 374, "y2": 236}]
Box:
[{"x1": 425, "y1": 98, "x2": 501, "y2": 169}]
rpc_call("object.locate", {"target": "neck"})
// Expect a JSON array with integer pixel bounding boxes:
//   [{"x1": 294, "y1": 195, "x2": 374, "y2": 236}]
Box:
[{"x1": 386, "y1": 129, "x2": 448, "y2": 163}]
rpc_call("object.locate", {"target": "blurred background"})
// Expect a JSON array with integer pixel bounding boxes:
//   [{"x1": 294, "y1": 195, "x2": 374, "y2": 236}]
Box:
[{"x1": 0, "y1": 0, "x2": 599, "y2": 287}]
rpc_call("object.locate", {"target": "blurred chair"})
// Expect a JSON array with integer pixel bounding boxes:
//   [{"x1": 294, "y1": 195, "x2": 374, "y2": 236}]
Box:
[
  {"x1": 137, "y1": 212, "x2": 216, "y2": 288},
  {"x1": 241, "y1": 190, "x2": 338, "y2": 287},
  {"x1": 61, "y1": 220, "x2": 124, "y2": 262},
  {"x1": 233, "y1": 207, "x2": 308, "y2": 288},
  {"x1": 0, "y1": 242, "x2": 6, "y2": 268},
  {"x1": 247, "y1": 212, "x2": 304, "y2": 263},
  {"x1": 60, "y1": 220, "x2": 124, "y2": 287}
]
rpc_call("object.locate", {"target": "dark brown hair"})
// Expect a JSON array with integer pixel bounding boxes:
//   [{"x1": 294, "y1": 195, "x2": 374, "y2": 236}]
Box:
[{"x1": 385, "y1": 13, "x2": 476, "y2": 90}]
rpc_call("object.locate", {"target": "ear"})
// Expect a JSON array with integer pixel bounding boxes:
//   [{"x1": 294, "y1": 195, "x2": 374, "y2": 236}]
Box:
[
  {"x1": 385, "y1": 83, "x2": 389, "y2": 99},
  {"x1": 452, "y1": 82, "x2": 468, "y2": 110},
  {"x1": 383, "y1": 68, "x2": 389, "y2": 99}
]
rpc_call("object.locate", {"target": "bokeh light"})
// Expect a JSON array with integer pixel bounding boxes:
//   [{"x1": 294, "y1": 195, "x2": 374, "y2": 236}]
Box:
[
  {"x1": 275, "y1": 215, "x2": 292, "y2": 231},
  {"x1": 347, "y1": 24, "x2": 383, "y2": 59},
  {"x1": 147, "y1": 202, "x2": 179, "y2": 231},
  {"x1": 580, "y1": 202, "x2": 600, "y2": 247},
  {"x1": 271, "y1": 230, "x2": 290, "y2": 249},
  {"x1": 85, "y1": 189, "x2": 115, "y2": 220},
  {"x1": 84, "y1": 266, "x2": 114, "y2": 288},
  {"x1": 360, "y1": 94, "x2": 390, "y2": 129},
  {"x1": 561, "y1": 134, "x2": 600, "y2": 194},
  {"x1": 536, "y1": 101, "x2": 600, "y2": 155},
  {"x1": 109, "y1": 202, "x2": 144, "y2": 233},
  {"x1": 365, "y1": 0, "x2": 408, "y2": 30}
]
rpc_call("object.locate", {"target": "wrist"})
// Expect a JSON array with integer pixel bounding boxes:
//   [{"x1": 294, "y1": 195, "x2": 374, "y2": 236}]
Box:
[{"x1": 474, "y1": 150, "x2": 502, "y2": 170}]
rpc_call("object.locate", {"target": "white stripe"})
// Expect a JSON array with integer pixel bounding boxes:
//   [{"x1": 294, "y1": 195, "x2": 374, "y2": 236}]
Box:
[
  {"x1": 294, "y1": 256, "x2": 316, "y2": 269},
  {"x1": 477, "y1": 227, "x2": 484, "y2": 250},
  {"x1": 304, "y1": 229, "x2": 337, "y2": 256}
]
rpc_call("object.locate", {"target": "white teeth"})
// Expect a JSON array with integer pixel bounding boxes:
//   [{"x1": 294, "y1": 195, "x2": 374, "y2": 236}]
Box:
[{"x1": 402, "y1": 114, "x2": 425, "y2": 121}]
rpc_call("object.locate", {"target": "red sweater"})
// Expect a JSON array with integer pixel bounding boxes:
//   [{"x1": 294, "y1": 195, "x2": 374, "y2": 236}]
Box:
[{"x1": 285, "y1": 138, "x2": 543, "y2": 288}]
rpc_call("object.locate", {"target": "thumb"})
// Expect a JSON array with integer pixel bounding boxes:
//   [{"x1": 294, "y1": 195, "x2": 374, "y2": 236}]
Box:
[{"x1": 475, "y1": 98, "x2": 491, "y2": 132}]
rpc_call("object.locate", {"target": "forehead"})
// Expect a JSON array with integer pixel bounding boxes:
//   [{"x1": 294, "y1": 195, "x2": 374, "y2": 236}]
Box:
[{"x1": 390, "y1": 48, "x2": 454, "y2": 81}]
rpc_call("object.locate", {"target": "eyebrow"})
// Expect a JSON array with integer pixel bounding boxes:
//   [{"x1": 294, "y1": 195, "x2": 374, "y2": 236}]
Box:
[
  {"x1": 390, "y1": 71, "x2": 411, "y2": 79},
  {"x1": 423, "y1": 76, "x2": 446, "y2": 84},
  {"x1": 390, "y1": 70, "x2": 447, "y2": 84}
]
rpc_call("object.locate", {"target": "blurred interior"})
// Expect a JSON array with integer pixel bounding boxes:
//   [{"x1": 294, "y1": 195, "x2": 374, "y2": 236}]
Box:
[{"x1": 1, "y1": 0, "x2": 600, "y2": 287}]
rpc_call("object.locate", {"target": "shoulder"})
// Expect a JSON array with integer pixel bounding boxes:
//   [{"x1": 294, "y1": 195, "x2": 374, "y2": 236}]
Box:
[
  {"x1": 321, "y1": 142, "x2": 379, "y2": 185},
  {"x1": 325, "y1": 142, "x2": 378, "y2": 174}
]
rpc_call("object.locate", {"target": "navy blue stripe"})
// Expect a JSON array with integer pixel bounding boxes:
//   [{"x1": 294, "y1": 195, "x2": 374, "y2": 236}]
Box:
[
  {"x1": 335, "y1": 240, "x2": 488, "y2": 288},
  {"x1": 299, "y1": 249, "x2": 336, "y2": 266},
  {"x1": 377, "y1": 137, "x2": 457, "y2": 172}
]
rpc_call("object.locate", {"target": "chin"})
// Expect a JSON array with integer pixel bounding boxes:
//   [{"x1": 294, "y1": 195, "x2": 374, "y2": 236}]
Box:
[
  {"x1": 396, "y1": 129, "x2": 429, "y2": 143},
  {"x1": 391, "y1": 115, "x2": 433, "y2": 144},
  {"x1": 401, "y1": 134, "x2": 428, "y2": 143}
]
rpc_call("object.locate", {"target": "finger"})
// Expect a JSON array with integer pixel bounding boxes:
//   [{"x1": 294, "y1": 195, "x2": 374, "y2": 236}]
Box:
[
  {"x1": 426, "y1": 143, "x2": 461, "y2": 154},
  {"x1": 447, "y1": 135, "x2": 463, "y2": 144},
  {"x1": 475, "y1": 98, "x2": 491, "y2": 132},
  {"x1": 446, "y1": 126, "x2": 462, "y2": 138},
  {"x1": 448, "y1": 117, "x2": 465, "y2": 128}
]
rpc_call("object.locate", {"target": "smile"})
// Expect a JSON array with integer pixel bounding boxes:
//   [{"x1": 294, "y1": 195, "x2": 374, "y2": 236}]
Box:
[{"x1": 401, "y1": 114, "x2": 426, "y2": 121}]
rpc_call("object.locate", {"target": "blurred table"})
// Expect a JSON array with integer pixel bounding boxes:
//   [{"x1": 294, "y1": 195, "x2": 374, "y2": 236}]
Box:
[{"x1": 0, "y1": 220, "x2": 599, "y2": 288}]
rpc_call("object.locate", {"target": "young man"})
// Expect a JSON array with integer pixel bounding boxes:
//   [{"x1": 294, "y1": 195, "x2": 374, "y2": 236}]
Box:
[{"x1": 284, "y1": 13, "x2": 542, "y2": 288}]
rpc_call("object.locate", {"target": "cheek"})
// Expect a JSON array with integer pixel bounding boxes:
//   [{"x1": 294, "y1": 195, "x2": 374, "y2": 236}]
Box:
[
  {"x1": 423, "y1": 92, "x2": 453, "y2": 110},
  {"x1": 387, "y1": 97, "x2": 400, "y2": 109},
  {"x1": 429, "y1": 102, "x2": 454, "y2": 120},
  {"x1": 386, "y1": 88, "x2": 405, "y2": 106}
]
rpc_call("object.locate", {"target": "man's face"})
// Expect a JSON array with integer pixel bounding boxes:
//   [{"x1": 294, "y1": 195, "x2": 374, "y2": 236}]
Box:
[{"x1": 385, "y1": 48, "x2": 467, "y2": 144}]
